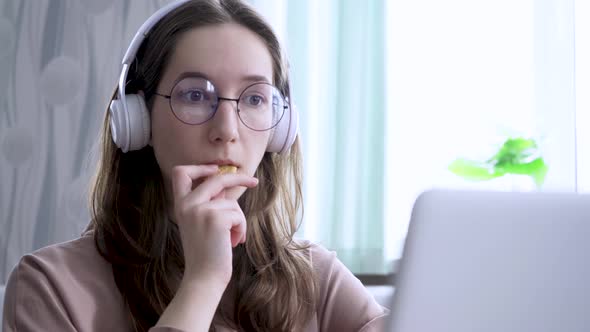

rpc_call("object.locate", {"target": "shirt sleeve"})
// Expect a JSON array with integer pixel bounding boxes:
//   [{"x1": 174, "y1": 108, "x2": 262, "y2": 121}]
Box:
[
  {"x1": 3, "y1": 255, "x2": 77, "y2": 332},
  {"x1": 312, "y1": 245, "x2": 390, "y2": 332}
]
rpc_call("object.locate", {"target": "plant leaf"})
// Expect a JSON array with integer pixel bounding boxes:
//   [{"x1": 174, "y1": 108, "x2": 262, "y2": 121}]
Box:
[
  {"x1": 448, "y1": 158, "x2": 504, "y2": 181},
  {"x1": 499, "y1": 157, "x2": 548, "y2": 186},
  {"x1": 449, "y1": 137, "x2": 548, "y2": 187},
  {"x1": 489, "y1": 137, "x2": 539, "y2": 165}
]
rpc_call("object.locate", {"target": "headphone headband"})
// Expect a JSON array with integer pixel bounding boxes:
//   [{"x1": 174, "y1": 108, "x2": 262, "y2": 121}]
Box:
[
  {"x1": 122, "y1": 0, "x2": 192, "y2": 66},
  {"x1": 117, "y1": 0, "x2": 192, "y2": 114},
  {"x1": 110, "y1": 0, "x2": 298, "y2": 154}
]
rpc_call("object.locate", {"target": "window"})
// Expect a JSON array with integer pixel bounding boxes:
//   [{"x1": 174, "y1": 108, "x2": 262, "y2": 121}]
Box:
[
  {"x1": 251, "y1": 0, "x2": 582, "y2": 274},
  {"x1": 385, "y1": 0, "x2": 579, "y2": 264}
]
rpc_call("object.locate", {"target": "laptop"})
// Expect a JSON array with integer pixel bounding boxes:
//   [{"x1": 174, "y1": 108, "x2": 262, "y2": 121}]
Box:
[{"x1": 386, "y1": 189, "x2": 590, "y2": 332}]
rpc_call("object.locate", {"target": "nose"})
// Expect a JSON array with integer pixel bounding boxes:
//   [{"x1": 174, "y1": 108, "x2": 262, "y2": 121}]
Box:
[{"x1": 207, "y1": 99, "x2": 240, "y2": 144}]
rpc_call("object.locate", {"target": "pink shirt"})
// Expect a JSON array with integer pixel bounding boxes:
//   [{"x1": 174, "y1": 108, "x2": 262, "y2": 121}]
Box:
[{"x1": 3, "y1": 232, "x2": 388, "y2": 331}]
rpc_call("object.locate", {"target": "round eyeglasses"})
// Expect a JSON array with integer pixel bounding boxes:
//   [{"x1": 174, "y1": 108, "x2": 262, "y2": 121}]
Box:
[{"x1": 153, "y1": 76, "x2": 287, "y2": 131}]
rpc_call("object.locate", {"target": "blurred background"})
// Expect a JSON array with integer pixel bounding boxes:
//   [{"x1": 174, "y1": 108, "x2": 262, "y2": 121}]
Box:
[{"x1": 0, "y1": 0, "x2": 589, "y2": 284}]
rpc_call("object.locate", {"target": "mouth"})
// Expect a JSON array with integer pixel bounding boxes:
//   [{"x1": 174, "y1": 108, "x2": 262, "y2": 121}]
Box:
[{"x1": 210, "y1": 159, "x2": 240, "y2": 170}]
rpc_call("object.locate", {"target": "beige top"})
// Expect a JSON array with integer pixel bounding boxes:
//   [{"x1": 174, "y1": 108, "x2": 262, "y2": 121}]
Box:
[{"x1": 2, "y1": 232, "x2": 388, "y2": 331}]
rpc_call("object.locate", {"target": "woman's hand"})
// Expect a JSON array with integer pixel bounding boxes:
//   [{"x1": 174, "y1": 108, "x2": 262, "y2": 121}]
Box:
[
  {"x1": 156, "y1": 165, "x2": 256, "y2": 331},
  {"x1": 171, "y1": 164, "x2": 258, "y2": 289}
]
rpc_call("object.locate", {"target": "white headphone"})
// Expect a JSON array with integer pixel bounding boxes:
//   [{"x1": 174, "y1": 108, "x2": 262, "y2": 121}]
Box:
[{"x1": 109, "y1": 0, "x2": 299, "y2": 154}]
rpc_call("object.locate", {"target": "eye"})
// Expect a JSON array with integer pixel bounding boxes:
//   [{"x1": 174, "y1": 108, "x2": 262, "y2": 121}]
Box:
[
  {"x1": 179, "y1": 89, "x2": 210, "y2": 103},
  {"x1": 244, "y1": 94, "x2": 264, "y2": 107}
]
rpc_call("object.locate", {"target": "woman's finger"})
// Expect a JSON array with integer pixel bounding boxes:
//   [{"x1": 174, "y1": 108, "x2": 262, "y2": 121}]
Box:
[
  {"x1": 177, "y1": 199, "x2": 247, "y2": 247},
  {"x1": 228, "y1": 204, "x2": 247, "y2": 247},
  {"x1": 171, "y1": 165, "x2": 219, "y2": 202},
  {"x1": 184, "y1": 173, "x2": 258, "y2": 204}
]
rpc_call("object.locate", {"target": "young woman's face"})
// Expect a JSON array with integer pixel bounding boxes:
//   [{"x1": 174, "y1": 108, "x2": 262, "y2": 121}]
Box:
[{"x1": 150, "y1": 23, "x2": 274, "y2": 200}]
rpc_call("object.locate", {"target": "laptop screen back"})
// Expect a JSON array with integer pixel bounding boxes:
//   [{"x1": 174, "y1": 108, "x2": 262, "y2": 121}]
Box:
[{"x1": 388, "y1": 190, "x2": 590, "y2": 332}]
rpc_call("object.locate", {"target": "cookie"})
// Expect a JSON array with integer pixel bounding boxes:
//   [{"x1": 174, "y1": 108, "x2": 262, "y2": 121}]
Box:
[{"x1": 218, "y1": 165, "x2": 237, "y2": 174}]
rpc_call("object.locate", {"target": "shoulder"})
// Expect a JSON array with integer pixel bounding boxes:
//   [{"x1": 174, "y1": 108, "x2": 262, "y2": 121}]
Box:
[
  {"x1": 297, "y1": 240, "x2": 349, "y2": 285},
  {"x1": 305, "y1": 240, "x2": 337, "y2": 271},
  {"x1": 5, "y1": 231, "x2": 114, "y2": 302},
  {"x1": 297, "y1": 240, "x2": 389, "y2": 332},
  {"x1": 14, "y1": 232, "x2": 110, "y2": 283},
  {"x1": 3, "y1": 232, "x2": 128, "y2": 331}
]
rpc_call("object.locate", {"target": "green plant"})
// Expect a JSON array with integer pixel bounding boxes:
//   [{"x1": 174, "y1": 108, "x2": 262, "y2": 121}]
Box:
[{"x1": 448, "y1": 137, "x2": 548, "y2": 187}]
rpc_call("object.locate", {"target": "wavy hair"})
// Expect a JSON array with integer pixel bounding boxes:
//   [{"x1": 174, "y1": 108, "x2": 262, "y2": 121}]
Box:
[{"x1": 89, "y1": 0, "x2": 316, "y2": 330}]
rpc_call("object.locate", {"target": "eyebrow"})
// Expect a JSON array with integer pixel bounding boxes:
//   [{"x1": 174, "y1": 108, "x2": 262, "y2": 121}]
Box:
[{"x1": 173, "y1": 71, "x2": 271, "y2": 85}]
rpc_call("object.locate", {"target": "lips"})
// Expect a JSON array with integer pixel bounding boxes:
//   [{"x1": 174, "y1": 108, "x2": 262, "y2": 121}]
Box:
[{"x1": 210, "y1": 159, "x2": 239, "y2": 169}]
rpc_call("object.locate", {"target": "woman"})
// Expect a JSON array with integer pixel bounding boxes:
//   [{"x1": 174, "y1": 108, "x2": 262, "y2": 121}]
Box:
[{"x1": 3, "y1": 0, "x2": 388, "y2": 331}]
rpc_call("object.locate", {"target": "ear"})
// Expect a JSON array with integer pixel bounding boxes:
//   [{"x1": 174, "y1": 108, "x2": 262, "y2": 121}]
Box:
[{"x1": 138, "y1": 90, "x2": 154, "y2": 147}]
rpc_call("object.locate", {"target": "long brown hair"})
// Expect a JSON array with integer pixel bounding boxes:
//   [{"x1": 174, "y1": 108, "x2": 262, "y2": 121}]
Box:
[{"x1": 89, "y1": 1, "x2": 316, "y2": 331}]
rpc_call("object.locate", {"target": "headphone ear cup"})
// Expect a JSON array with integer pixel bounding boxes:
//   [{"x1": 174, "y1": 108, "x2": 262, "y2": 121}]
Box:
[
  {"x1": 109, "y1": 98, "x2": 129, "y2": 152},
  {"x1": 109, "y1": 94, "x2": 150, "y2": 153},
  {"x1": 266, "y1": 103, "x2": 299, "y2": 154},
  {"x1": 126, "y1": 94, "x2": 151, "y2": 151}
]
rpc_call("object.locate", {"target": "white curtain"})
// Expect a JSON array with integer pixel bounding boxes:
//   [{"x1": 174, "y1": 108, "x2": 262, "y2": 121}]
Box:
[
  {"x1": 575, "y1": 0, "x2": 590, "y2": 192},
  {"x1": 251, "y1": 0, "x2": 389, "y2": 274}
]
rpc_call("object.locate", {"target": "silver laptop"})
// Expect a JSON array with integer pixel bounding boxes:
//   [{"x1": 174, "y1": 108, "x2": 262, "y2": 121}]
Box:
[{"x1": 387, "y1": 189, "x2": 590, "y2": 332}]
